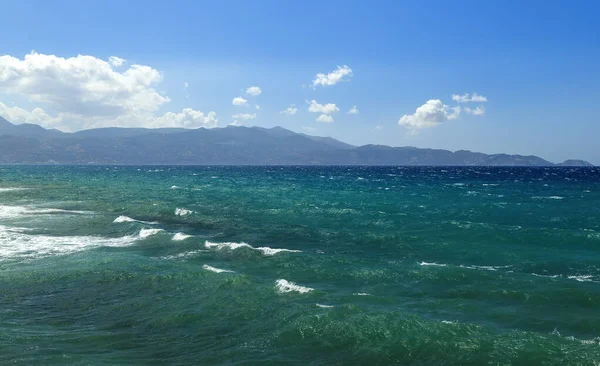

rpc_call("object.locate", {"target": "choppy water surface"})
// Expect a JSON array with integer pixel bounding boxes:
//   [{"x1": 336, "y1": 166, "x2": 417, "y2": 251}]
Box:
[{"x1": 1, "y1": 166, "x2": 600, "y2": 365}]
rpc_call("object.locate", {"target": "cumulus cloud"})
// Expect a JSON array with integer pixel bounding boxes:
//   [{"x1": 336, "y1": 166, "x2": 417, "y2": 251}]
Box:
[
  {"x1": 0, "y1": 102, "x2": 63, "y2": 128},
  {"x1": 246, "y1": 86, "x2": 262, "y2": 96},
  {"x1": 229, "y1": 120, "x2": 244, "y2": 126},
  {"x1": 398, "y1": 99, "x2": 460, "y2": 132},
  {"x1": 108, "y1": 56, "x2": 126, "y2": 67},
  {"x1": 149, "y1": 109, "x2": 218, "y2": 128},
  {"x1": 316, "y1": 114, "x2": 334, "y2": 123},
  {"x1": 232, "y1": 113, "x2": 256, "y2": 120},
  {"x1": 232, "y1": 97, "x2": 247, "y2": 106},
  {"x1": 0, "y1": 52, "x2": 223, "y2": 131},
  {"x1": 464, "y1": 105, "x2": 485, "y2": 116},
  {"x1": 347, "y1": 105, "x2": 359, "y2": 115},
  {"x1": 0, "y1": 52, "x2": 169, "y2": 119},
  {"x1": 280, "y1": 105, "x2": 298, "y2": 115},
  {"x1": 307, "y1": 100, "x2": 339, "y2": 114},
  {"x1": 313, "y1": 65, "x2": 353, "y2": 87},
  {"x1": 451, "y1": 92, "x2": 488, "y2": 103}
]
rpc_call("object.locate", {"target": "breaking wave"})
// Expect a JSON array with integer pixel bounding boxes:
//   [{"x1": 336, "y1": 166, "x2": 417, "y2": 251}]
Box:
[{"x1": 204, "y1": 241, "x2": 301, "y2": 256}]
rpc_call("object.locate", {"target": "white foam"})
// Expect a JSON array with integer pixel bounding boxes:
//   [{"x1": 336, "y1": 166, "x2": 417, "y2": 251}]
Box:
[
  {"x1": 354, "y1": 293, "x2": 370, "y2": 296},
  {"x1": 459, "y1": 264, "x2": 501, "y2": 271},
  {"x1": 175, "y1": 208, "x2": 193, "y2": 216},
  {"x1": 205, "y1": 241, "x2": 301, "y2": 256},
  {"x1": 138, "y1": 228, "x2": 163, "y2": 239},
  {"x1": 172, "y1": 233, "x2": 193, "y2": 241},
  {"x1": 161, "y1": 250, "x2": 207, "y2": 260},
  {"x1": 0, "y1": 224, "x2": 138, "y2": 261},
  {"x1": 202, "y1": 264, "x2": 234, "y2": 273},
  {"x1": 567, "y1": 275, "x2": 594, "y2": 282},
  {"x1": 275, "y1": 279, "x2": 313, "y2": 294},
  {"x1": 532, "y1": 273, "x2": 560, "y2": 278},
  {"x1": 441, "y1": 320, "x2": 458, "y2": 325},
  {"x1": 0, "y1": 205, "x2": 92, "y2": 219},
  {"x1": 0, "y1": 187, "x2": 30, "y2": 192},
  {"x1": 419, "y1": 261, "x2": 447, "y2": 267},
  {"x1": 532, "y1": 196, "x2": 564, "y2": 200},
  {"x1": 171, "y1": 185, "x2": 181, "y2": 189},
  {"x1": 255, "y1": 247, "x2": 302, "y2": 256},
  {"x1": 113, "y1": 216, "x2": 158, "y2": 225},
  {"x1": 316, "y1": 303, "x2": 334, "y2": 308}
]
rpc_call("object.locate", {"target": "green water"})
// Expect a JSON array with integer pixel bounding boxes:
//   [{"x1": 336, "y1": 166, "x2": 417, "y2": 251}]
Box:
[{"x1": 1, "y1": 166, "x2": 600, "y2": 365}]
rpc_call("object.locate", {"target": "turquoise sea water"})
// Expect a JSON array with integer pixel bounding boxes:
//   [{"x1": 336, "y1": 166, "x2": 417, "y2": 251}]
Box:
[{"x1": 1, "y1": 165, "x2": 600, "y2": 365}]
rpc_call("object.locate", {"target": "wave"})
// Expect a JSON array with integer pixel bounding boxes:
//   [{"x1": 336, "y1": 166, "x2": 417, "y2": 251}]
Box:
[
  {"x1": 0, "y1": 205, "x2": 93, "y2": 219},
  {"x1": 316, "y1": 303, "x2": 334, "y2": 308},
  {"x1": 0, "y1": 224, "x2": 137, "y2": 261},
  {"x1": 204, "y1": 241, "x2": 301, "y2": 256},
  {"x1": 170, "y1": 185, "x2": 181, "y2": 189},
  {"x1": 532, "y1": 196, "x2": 564, "y2": 200},
  {"x1": 275, "y1": 279, "x2": 313, "y2": 294},
  {"x1": 172, "y1": 233, "x2": 193, "y2": 241},
  {"x1": 113, "y1": 216, "x2": 158, "y2": 225},
  {"x1": 202, "y1": 264, "x2": 234, "y2": 273},
  {"x1": 175, "y1": 208, "x2": 193, "y2": 216},
  {"x1": 354, "y1": 293, "x2": 370, "y2": 296},
  {"x1": 138, "y1": 228, "x2": 163, "y2": 239}
]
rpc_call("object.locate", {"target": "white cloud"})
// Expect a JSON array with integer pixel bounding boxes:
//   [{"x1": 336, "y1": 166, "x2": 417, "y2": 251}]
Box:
[
  {"x1": 231, "y1": 113, "x2": 256, "y2": 120},
  {"x1": 149, "y1": 109, "x2": 218, "y2": 128},
  {"x1": 281, "y1": 105, "x2": 298, "y2": 115},
  {"x1": 0, "y1": 102, "x2": 63, "y2": 128},
  {"x1": 464, "y1": 105, "x2": 485, "y2": 116},
  {"x1": 398, "y1": 99, "x2": 460, "y2": 132},
  {"x1": 348, "y1": 105, "x2": 359, "y2": 115},
  {"x1": 302, "y1": 126, "x2": 316, "y2": 132},
  {"x1": 184, "y1": 82, "x2": 189, "y2": 89},
  {"x1": 313, "y1": 65, "x2": 352, "y2": 87},
  {"x1": 0, "y1": 52, "x2": 224, "y2": 131},
  {"x1": 255, "y1": 105, "x2": 260, "y2": 110},
  {"x1": 108, "y1": 56, "x2": 126, "y2": 67},
  {"x1": 307, "y1": 100, "x2": 339, "y2": 114},
  {"x1": 246, "y1": 86, "x2": 262, "y2": 96},
  {"x1": 232, "y1": 97, "x2": 247, "y2": 106},
  {"x1": 316, "y1": 114, "x2": 334, "y2": 123},
  {"x1": 374, "y1": 125, "x2": 383, "y2": 131},
  {"x1": 0, "y1": 52, "x2": 169, "y2": 120},
  {"x1": 451, "y1": 92, "x2": 488, "y2": 103},
  {"x1": 229, "y1": 120, "x2": 243, "y2": 127}
]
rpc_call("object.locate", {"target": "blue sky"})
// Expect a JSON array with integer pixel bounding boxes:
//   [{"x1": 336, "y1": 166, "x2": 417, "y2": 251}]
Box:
[{"x1": 1, "y1": 0, "x2": 599, "y2": 163}]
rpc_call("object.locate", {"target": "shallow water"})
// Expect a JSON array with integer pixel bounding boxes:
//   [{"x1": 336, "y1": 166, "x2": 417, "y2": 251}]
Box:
[{"x1": 1, "y1": 165, "x2": 600, "y2": 365}]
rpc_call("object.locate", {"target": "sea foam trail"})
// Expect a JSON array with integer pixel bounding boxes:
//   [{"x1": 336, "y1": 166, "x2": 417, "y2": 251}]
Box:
[
  {"x1": 275, "y1": 279, "x2": 313, "y2": 294},
  {"x1": 205, "y1": 241, "x2": 301, "y2": 256},
  {"x1": 202, "y1": 265, "x2": 234, "y2": 273},
  {"x1": 316, "y1": 303, "x2": 334, "y2": 308},
  {"x1": 113, "y1": 216, "x2": 158, "y2": 225},
  {"x1": 172, "y1": 233, "x2": 193, "y2": 241}
]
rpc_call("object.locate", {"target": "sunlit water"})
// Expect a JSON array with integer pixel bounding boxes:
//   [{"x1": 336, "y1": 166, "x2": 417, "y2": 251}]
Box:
[{"x1": 1, "y1": 165, "x2": 599, "y2": 365}]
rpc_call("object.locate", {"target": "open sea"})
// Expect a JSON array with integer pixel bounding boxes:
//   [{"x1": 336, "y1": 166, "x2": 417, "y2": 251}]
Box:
[{"x1": 1, "y1": 165, "x2": 600, "y2": 365}]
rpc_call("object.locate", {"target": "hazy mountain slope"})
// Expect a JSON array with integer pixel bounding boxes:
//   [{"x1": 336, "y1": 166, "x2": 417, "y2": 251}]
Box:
[{"x1": 0, "y1": 117, "x2": 592, "y2": 166}]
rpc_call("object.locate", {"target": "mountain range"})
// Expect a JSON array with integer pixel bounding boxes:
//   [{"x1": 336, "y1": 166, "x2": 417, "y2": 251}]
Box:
[{"x1": 0, "y1": 116, "x2": 593, "y2": 166}]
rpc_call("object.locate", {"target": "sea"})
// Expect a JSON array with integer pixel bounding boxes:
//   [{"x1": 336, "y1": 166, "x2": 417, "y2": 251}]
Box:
[{"x1": 1, "y1": 165, "x2": 599, "y2": 365}]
